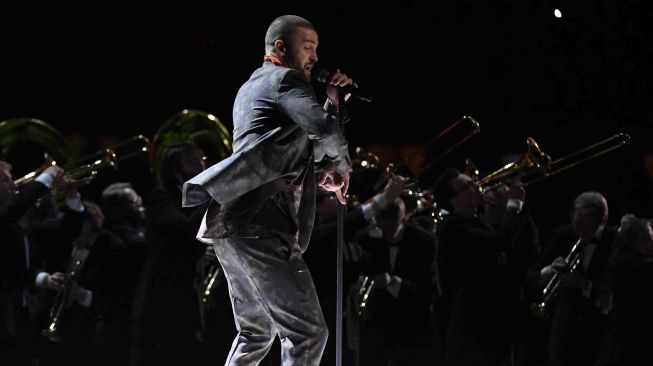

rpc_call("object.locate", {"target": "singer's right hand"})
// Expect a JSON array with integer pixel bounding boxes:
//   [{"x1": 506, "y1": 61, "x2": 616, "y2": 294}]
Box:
[
  {"x1": 325, "y1": 69, "x2": 355, "y2": 107},
  {"x1": 317, "y1": 168, "x2": 350, "y2": 204}
]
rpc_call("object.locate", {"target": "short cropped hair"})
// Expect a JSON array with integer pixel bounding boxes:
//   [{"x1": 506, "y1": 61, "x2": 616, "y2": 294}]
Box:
[{"x1": 264, "y1": 15, "x2": 314, "y2": 54}]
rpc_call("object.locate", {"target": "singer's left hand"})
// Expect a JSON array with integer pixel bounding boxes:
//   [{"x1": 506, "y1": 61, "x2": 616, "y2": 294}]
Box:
[{"x1": 326, "y1": 69, "x2": 356, "y2": 107}]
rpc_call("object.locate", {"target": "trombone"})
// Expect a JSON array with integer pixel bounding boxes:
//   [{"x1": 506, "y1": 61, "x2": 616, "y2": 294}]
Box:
[
  {"x1": 472, "y1": 133, "x2": 631, "y2": 191},
  {"x1": 417, "y1": 116, "x2": 481, "y2": 188},
  {"x1": 71, "y1": 135, "x2": 150, "y2": 168},
  {"x1": 531, "y1": 238, "x2": 584, "y2": 317},
  {"x1": 521, "y1": 133, "x2": 630, "y2": 186},
  {"x1": 476, "y1": 137, "x2": 551, "y2": 191}
]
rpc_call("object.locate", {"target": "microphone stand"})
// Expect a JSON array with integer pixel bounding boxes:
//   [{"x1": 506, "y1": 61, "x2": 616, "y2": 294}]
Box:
[
  {"x1": 336, "y1": 91, "x2": 347, "y2": 366},
  {"x1": 336, "y1": 201, "x2": 344, "y2": 366}
]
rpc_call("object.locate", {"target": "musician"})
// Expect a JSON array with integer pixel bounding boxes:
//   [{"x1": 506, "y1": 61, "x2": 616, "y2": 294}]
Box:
[
  {"x1": 0, "y1": 161, "x2": 84, "y2": 365},
  {"x1": 532, "y1": 191, "x2": 616, "y2": 366},
  {"x1": 432, "y1": 167, "x2": 528, "y2": 365},
  {"x1": 305, "y1": 175, "x2": 407, "y2": 365},
  {"x1": 351, "y1": 197, "x2": 440, "y2": 365},
  {"x1": 131, "y1": 141, "x2": 208, "y2": 366},
  {"x1": 482, "y1": 179, "x2": 540, "y2": 365},
  {"x1": 595, "y1": 214, "x2": 653, "y2": 366},
  {"x1": 182, "y1": 14, "x2": 352, "y2": 365},
  {"x1": 35, "y1": 200, "x2": 106, "y2": 366},
  {"x1": 35, "y1": 186, "x2": 142, "y2": 366},
  {"x1": 88, "y1": 182, "x2": 146, "y2": 366}
]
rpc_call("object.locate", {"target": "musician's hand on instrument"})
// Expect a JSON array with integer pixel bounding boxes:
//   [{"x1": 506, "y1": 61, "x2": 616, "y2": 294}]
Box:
[
  {"x1": 551, "y1": 256, "x2": 569, "y2": 272},
  {"x1": 45, "y1": 272, "x2": 67, "y2": 292},
  {"x1": 383, "y1": 175, "x2": 407, "y2": 203},
  {"x1": 483, "y1": 186, "x2": 506, "y2": 205},
  {"x1": 43, "y1": 165, "x2": 63, "y2": 180},
  {"x1": 45, "y1": 165, "x2": 67, "y2": 198}
]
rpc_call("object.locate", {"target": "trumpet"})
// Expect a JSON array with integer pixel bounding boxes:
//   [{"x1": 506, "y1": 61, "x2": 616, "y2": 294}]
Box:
[
  {"x1": 200, "y1": 261, "x2": 223, "y2": 307},
  {"x1": 14, "y1": 149, "x2": 118, "y2": 189},
  {"x1": 353, "y1": 275, "x2": 375, "y2": 320},
  {"x1": 530, "y1": 238, "x2": 584, "y2": 317},
  {"x1": 62, "y1": 149, "x2": 119, "y2": 187},
  {"x1": 13, "y1": 152, "x2": 58, "y2": 188},
  {"x1": 41, "y1": 252, "x2": 88, "y2": 342}
]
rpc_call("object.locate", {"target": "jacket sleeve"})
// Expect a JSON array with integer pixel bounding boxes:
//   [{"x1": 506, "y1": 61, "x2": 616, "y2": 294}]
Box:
[
  {"x1": 277, "y1": 69, "x2": 350, "y2": 174},
  {"x1": 0, "y1": 181, "x2": 49, "y2": 223}
]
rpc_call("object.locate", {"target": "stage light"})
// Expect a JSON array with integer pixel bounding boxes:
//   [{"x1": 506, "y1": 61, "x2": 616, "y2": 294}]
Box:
[{"x1": 554, "y1": 9, "x2": 562, "y2": 18}]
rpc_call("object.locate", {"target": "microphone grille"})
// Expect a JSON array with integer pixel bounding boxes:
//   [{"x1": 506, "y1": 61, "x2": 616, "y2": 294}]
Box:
[{"x1": 311, "y1": 67, "x2": 329, "y2": 83}]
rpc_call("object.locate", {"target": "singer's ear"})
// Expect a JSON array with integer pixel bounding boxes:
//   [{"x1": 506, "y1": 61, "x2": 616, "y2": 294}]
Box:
[{"x1": 274, "y1": 40, "x2": 286, "y2": 54}]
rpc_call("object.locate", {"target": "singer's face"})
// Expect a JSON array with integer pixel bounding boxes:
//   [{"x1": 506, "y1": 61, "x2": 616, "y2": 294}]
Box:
[{"x1": 286, "y1": 26, "x2": 318, "y2": 81}]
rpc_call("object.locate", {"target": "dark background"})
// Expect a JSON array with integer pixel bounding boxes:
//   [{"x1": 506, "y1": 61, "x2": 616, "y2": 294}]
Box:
[{"x1": 1, "y1": 0, "x2": 652, "y2": 240}]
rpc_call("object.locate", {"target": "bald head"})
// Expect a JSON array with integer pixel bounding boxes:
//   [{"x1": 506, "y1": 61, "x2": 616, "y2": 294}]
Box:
[
  {"x1": 572, "y1": 191, "x2": 608, "y2": 239},
  {"x1": 573, "y1": 191, "x2": 608, "y2": 222},
  {"x1": 265, "y1": 15, "x2": 314, "y2": 55}
]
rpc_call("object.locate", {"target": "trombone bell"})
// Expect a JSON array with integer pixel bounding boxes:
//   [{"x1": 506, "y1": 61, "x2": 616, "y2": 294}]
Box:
[{"x1": 478, "y1": 137, "x2": 552, "y2": 190}]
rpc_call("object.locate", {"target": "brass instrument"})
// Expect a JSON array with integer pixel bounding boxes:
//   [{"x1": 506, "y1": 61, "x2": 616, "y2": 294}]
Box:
[
  {"x1": 200, "y1": 260, "x2": 223, "y2": 307},
  {"x1": 0, "y1": 118, "x2": 123, "y2": 189},
  {"x1": 521, "y1": 133, "x2": 630, "y2": 186},
  {"x1": 349, "y1": 147, "x2": 443, "y2": 232},
  {"x1": 531, "y1": 238, "x2": 584, "y2": 317},
  {"x1": 474, "y1": 133, "x2": 630, "y2": 191},
  {"x1": 15, "y1": 149, "x2": 118, "y2": 189},
  {"x1": 0, "y1": 118, "x2": 74, "y2": 181},
  {"x1": 151, "y1": 109, "x2": 233, "y2": 306},
  {"x1": 62, "y1": 149, "x2": 119, "y2": 187},
  {"x1": 417, "y1": 115, "x2": 480, "y2": 169},
  {"x1": 12, "y1": 153, "x2": 58, "y2": 187},
  {"x1": 41, "y1": 250, "x2": 88, "y2": 342},
  {"x1": 150, "y1": 109, "x2": 232, "y2": 179},
  {"x1": 352, "y1": 146, "x2": 381, "y2": 171},
  {"x1": 346, "y1": 147, "x2": 386, "y2": 204},
  {"x1": 477, "y1": 137, "x2": 552, "y2": 191},
  {"x1": 354, "y1": 275, "x2": 375, "y2": 320},
  {"x1": 73, "y1": 135, "x2": 150, "y2": 167}
]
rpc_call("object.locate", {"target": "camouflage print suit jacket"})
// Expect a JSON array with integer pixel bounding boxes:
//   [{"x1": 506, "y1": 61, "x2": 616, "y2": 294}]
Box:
[{"x1": 183, "y1": 61, "x2": 350, "y2": 252}]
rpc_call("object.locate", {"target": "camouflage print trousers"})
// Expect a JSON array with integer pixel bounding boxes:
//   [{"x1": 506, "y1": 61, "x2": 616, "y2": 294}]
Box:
[{"x1": 212, "y1": 232, "x2": 328, "y2": 366}]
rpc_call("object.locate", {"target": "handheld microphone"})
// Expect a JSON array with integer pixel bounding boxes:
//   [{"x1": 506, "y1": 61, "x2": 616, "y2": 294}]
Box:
[{"x1": 311, "y1": 67, "x2": 373, "y2": 103}]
